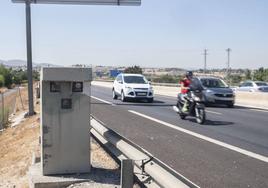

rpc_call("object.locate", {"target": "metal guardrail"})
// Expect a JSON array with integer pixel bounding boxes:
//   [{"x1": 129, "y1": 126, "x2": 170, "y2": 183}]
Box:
[
  {"x1": 94, "y1": 79, "x2": 180, "y2": 87},
  {"x1": 90, "y1": 116, "x2": 200, "y2": 188}
]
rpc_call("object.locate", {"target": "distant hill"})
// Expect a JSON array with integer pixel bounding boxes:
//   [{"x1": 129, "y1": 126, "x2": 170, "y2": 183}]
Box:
[{"x1": 0, "y1": 59, "x2": 58, "y2": 68}]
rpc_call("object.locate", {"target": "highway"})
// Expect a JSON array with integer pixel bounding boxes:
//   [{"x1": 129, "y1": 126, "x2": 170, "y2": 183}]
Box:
[{"x1": 91, "y1": 85, "x2": 268, "y2": 188}]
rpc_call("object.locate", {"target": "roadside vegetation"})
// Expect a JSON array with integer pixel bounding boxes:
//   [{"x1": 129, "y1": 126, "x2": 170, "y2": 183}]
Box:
[
  {"x1": 96, "y1": 66, "x2": 268, "y2": 86},
  {"x1": 226, "y1": 67, "x2": 268, "y2": 86},
  {"x1": 124, "y1": 66, "x2": 268, "y2": 85},
  {"x1": 0, "y1": 65, "x2": 39, "y2": 88},
  {"x1": 123, "y1": 66, "x2": 183, "y2": 83},
  {"x1": 124, "y1": 65, "x2": 143, "y2": 74}
]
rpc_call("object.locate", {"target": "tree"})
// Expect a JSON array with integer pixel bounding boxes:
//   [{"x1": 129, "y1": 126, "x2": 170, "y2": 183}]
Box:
[
  {"x1": 227, "y1": 74, "x2": 242, "y2": 85},
  {"x1": 244, "y1": 69, "x2": 251, "y2": 80},
  {"x1": 153, "y1": 75, "x2": 182, "y2": 83},
  {"x1": 0, "y1": 75, "x2": 4, "y2": 87},
  {"x1": 0, "y1": 65, "x2": 12, "y2": 88},
  {"x1": 124, "y1": 66, "x2": 143, "y2": 74},
  {"x1": 253, "y1": 67, "x2": 268, "y2": 81},
  {"x1": 11, "y1": 69, "x2": 27, "y2": 84}
]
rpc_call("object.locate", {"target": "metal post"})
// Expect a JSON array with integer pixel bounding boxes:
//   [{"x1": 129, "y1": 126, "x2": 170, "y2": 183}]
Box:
[
  {"x1": 121, "y1": 159, "x2": 134, "y2": 188},
  {"x1": 226, "y1": 48, "x2": 231, "y2": 85},
  {"x1": 1, "y1": 93, "x2": 4, "y2": 130},
  {"x1": 25, "y1": 0, "x2": 34, "y2": 116},
  {"x1": 203, "y1": 49, "x2": 208, "y2": 74}
]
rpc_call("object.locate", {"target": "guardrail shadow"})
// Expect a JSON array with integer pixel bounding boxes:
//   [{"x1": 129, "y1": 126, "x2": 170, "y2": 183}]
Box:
[
  {"x1": 91, "y1": 102, "x2": 111, "y2": 105},
  {"x1": 51, "y1": 167, "x2": 120, "y2": 185}
]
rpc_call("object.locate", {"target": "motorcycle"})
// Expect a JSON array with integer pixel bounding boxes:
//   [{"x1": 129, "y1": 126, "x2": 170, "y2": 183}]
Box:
[{"x1": 173, "y1": 86, "x2": 206, "y2": 124}]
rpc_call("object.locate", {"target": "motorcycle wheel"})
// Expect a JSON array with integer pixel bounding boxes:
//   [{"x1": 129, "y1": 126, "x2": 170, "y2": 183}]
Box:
[
  {"x1": 180, "y1": 114, "x2": 186, "y2": 119},
  {"x1": 177, "y1": 102, "x2": 186, "y2": 119},
  {"x1": 196, "y1": 108, "x2": 206, "y2": 124}
]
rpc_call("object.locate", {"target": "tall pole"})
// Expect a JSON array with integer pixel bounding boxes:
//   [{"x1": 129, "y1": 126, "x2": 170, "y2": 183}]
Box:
[
  {"x1": 203, "y1": 49, "x2": 208, "y2": 74},
  {"x1": 226, "y1": 48, "x2": 231, "y2": 85},
  {"x1": 226, "y1": 48, "x2": 231, "y2": 76},
  {"x1": 25, "y1": 0, "x2": 34, "y2": 116}
]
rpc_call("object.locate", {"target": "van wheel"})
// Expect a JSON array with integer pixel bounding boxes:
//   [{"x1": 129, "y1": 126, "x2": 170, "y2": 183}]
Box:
[
  {"x1": 121, "y1": 91, "x2": 126, "y2": 102},
  {"x1": 147, "y1": 98, "x2": 154, "y2": 103},
  {"x1": 112, "y1": 89, "x2": 118, "y2": 99},
  {"x1": 228, "y1": 103, "x2": 234, "y2": 108}
]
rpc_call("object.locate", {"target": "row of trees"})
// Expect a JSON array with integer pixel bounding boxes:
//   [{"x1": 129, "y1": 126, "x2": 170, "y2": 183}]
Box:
[
  {"x1": 0, "y1": 65, "x2": 39, "y2": 88},
  {"x1": 253, "y1": 67, "x2": 268, "y2": 82},
  {"x1": 227, "y1": 67, "x2": 268, "y2": 85},
  {"x1": 123, "y1": 66, "x2": 183, "y2": 83},
  {"x1": 123, "y1": 66, "x2": 268, "y2": 85}
]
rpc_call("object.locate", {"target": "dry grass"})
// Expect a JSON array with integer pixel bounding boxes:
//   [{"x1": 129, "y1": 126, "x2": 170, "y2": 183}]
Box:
[
  {"x1": 0, "y1": 87, "x2": 40, "y2": 188},
  {"x1": 0, "y1": 85, "x2": 119, "y2": 188}
]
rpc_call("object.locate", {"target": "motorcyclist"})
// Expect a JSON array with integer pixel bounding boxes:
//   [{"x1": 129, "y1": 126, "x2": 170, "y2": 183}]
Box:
[{"x1": 180, "y1": 71, "x2": 193, "y2": 112}]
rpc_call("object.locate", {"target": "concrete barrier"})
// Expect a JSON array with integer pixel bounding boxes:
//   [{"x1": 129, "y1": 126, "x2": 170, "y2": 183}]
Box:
[
  {"x1": 92, "y1": 81, "x2": 268, "y2": 109},
  {"x1": 235, "y1": 91, "x2": 268, "y2": 109}
]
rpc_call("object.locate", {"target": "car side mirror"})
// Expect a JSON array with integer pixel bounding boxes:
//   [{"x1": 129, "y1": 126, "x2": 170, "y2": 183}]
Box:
[
  {"x1": 148, "y1": 81, "x2": 152, "y2": 85},
  {"x1": 118, "y1": 81, "x2": 123, "y2": 84}
]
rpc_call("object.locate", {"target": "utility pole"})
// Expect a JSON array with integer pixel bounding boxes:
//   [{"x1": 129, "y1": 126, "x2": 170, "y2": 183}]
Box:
[
  {"x1": 203, "y1": 49, "x2": 208, "y2": 74},
  {"x1": 25, "y1": 0, "x2": 35, "y2": 116},
  {"x1": 226, "y1": 48, "x2": 231, "y2": 85},
  {"x1": 226, "y1": 48, "x2": 231, "y2": 76}
]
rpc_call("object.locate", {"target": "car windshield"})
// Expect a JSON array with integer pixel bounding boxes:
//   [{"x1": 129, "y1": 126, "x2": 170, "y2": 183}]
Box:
[
  {"x1": 124, "y1": 76, "x2": 148, "y2": 84},
  {"x1": 255, "y1": 82, "x2": 268, "y2": 86},
  {"x1": 200, "y1": 78, "x2": 227, "y2": 88}
]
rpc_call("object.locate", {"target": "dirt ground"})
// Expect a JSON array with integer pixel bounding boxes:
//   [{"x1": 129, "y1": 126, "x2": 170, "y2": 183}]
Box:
[
  {"x1": 0, "y1": 86, "x2": 120, "y2": 188},
  {"x1": 0, "y1": 86, "x2": 38, "y2": 188}
]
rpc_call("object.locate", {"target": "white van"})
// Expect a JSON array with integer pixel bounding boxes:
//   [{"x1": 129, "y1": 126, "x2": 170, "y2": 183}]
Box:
[{"x1": 112, "y1": 73, "x2": 154, "y2": 102}]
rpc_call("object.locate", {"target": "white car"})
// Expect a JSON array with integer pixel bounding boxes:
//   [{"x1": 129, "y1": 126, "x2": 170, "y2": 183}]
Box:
[
  {"x1": 112, "y1": 73, "x2": 154, "y2": 102},
  {"x1": 237, "y1": 81, "x2": 268, "y2": 92}
]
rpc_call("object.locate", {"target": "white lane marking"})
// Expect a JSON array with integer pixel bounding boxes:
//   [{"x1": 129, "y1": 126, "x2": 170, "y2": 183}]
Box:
[
  {"x1": 206, "y1": 110, "x2": 222, "y2": 115},
  {"x1": 128, "y1": 110, "x2": 268, "y2": 163},
  {"x1": 91, "y1": 96, "x2": 113, "y2": 105},
  {"x1": 249, "y1": 109, "x2": 268, "y2": 113}
]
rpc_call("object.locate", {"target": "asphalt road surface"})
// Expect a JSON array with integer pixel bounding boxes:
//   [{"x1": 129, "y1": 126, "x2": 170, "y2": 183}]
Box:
[{"x1": 91, "y1": 85, "x2": 268, "y2": 188}]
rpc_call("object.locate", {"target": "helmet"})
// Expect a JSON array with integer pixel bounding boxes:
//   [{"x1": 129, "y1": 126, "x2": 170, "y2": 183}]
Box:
[{"x1": 186, "y1": 71, "x2": 193, "y2": 77}]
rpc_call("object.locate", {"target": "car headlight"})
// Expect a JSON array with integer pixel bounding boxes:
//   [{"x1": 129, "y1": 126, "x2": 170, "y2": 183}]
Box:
[
  {"x1": 206, "y1": 89, "x2": 214, "y2": 94},
  {"x1": 194, "y1": 96, "x2": 201, "y2": 101},
  {"x1": 125, "y1": 86, "x2": 132, "y2": 91},
  {"x1": 149, "y1": 86, "x2": 153, "y2": 90}
]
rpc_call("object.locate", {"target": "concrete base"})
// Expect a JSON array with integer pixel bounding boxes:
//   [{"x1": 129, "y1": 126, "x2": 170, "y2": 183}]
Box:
[{"x1": 28, "y1": 163, "x2": 120, "y2": 188}]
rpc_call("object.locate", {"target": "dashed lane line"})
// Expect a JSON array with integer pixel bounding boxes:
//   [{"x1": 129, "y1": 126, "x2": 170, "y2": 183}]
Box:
[
  {"x1": 206, "y1": 110, "x2": 222, "y2": 115},
  {"x1": 91, "y1": 96, "x2": 113, "y2": 105},
  {"x1": 249, "y1": 108, "x2": 268, "y2": 113}
]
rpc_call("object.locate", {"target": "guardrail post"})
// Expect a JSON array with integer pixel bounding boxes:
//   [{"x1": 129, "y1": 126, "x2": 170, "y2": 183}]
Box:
[{"x1": 121, "y1": 159, "x2": 134, "y2": 188}]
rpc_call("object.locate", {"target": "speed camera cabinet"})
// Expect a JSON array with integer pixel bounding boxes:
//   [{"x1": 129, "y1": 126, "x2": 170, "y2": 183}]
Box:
[{"x1": 40, "y1": 67, "x2": 92, "y2": 175}]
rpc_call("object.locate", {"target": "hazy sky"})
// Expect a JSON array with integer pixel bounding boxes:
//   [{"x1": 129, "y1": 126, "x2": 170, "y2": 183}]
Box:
[{"x1": 0, "y1": 0, "x2": 268, "y2": 69}]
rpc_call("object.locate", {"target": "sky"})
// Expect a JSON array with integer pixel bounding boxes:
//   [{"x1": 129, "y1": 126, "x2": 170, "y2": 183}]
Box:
[{"x1": 0, "y1": 0, "x2": 268, "y2": 69}]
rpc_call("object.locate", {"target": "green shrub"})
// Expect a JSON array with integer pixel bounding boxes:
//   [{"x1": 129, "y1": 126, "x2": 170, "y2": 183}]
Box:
[{"x1": 0, "y1": 75, "x2": 5, "y2": 87}]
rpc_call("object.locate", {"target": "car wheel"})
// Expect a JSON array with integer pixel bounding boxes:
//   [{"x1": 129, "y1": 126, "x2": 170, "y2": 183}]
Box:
[
  {"x1": 228, "y1": 103, "x2": 234, "y2": 108},
  {"x1": 112, "y1": 89, "x2": 118, "y2": 99},
  {"x1": 121, "y1": 91, "x2": 126, "y2": 102},
  {"x1": 147, "y1": 98, "x2": 154, "y2": 103}
]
